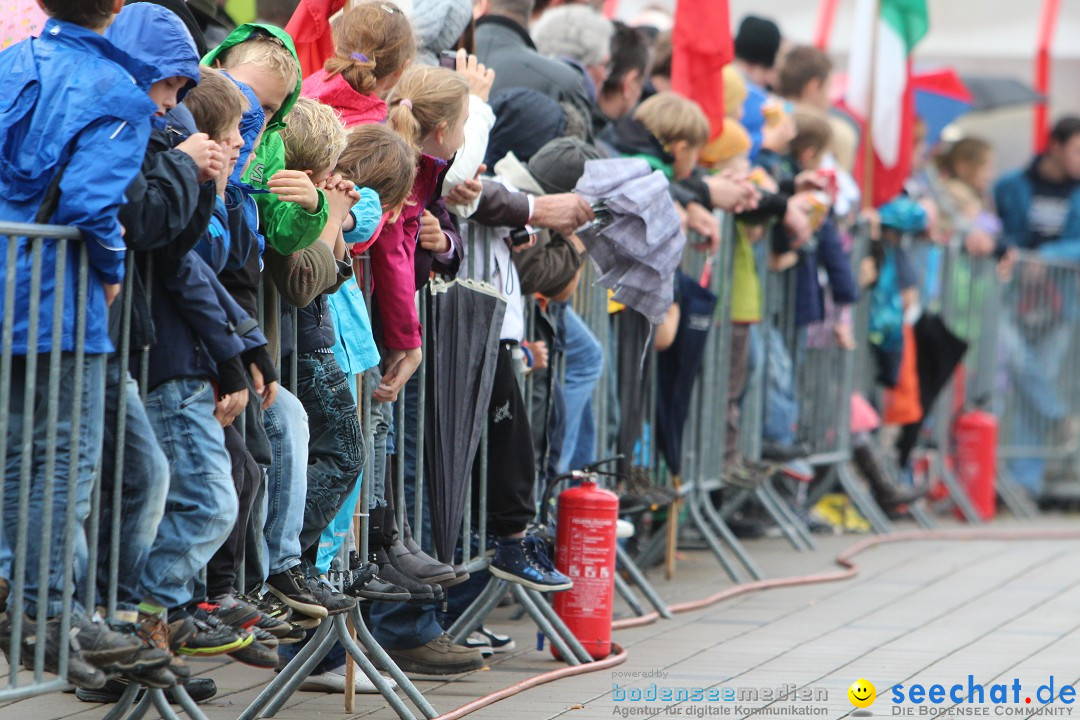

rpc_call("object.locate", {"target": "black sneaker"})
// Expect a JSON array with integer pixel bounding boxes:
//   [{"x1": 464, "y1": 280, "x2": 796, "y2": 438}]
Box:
[
  {"x1": 105, "y1": 619, "x2": 175, "y2": 678},
  {"x1": 173, "y1": 608, "x2": 252, "y2": 657},
  {"x1": 463, "y1": 625, "x2": 516, "y2": 657},
  {"x1": 70, "y1": 617, "x2": 156, "y2": 673},
  {"x1": 228, "y1": 635, "x2": 278, "y2": 669},
  {"x1": 490, "y1": 536, "x2": 573, "y2": 592},
  {"x1": 199, "y1": 594, "x2": 260, "y2": 631},
  {"x1": 76, "y1": 676, "x2": 218, "y2": 704},
  {"x1": 303, "y1": 577, "x2": 356, "y2": 616},
  {"x1": 267, "y1": 567, "x2": 328, "y2": 619},
  {"x1": 240, "y1": 592, "x2": 294, "y2": 638},
  {"x1": 16, "y1": 615, "x2": 107, "y2": 689}
]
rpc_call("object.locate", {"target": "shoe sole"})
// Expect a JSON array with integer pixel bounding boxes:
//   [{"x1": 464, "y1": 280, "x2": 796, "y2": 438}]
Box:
[
  {"x1": 387, "y1": 655, "x2": 485, "y2": 676},
  {"x1": 355, "y1": 590, "x2": 413, "y2": 602},
  {"x1": 266, "y1": 587, "x2": 329, "y2": 619},
  {"x1": 177, "y1": 633, "x2": 254, "y2": 657},
  {"x1": 228, "y1": 650, "x2": 279, "y2": 669},
  {"x1": 291, "y1": 616, "x2": 322, "y2": 630},
  {"x1": 489, "y1": 567, "x2": 573, "y2": 593},
  {"x1": 437, "y1": 571, "x2": 471, "y2": 588}
]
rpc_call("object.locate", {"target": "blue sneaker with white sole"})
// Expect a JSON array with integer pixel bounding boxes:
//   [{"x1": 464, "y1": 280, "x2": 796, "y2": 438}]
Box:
[{"x1": 489, "y1": 535, "x2": 573, "y2": 592}]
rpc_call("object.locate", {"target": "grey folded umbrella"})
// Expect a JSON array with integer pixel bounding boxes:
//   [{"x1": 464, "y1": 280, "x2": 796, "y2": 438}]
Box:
[
  {"x1": 960, "y1": 75, "x2": 1045, "y2": 112},
  {"x1": 423, "y1": 278, "x2": 506, "y2": 564},
  {"x1": 575, "y1": 158, "x2": 687, "y2": 324}
]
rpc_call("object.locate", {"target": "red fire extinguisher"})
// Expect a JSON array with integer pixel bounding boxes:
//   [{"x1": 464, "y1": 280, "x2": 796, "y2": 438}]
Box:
[
  {"x1": 952, "y1": 402, "x2": 998, "y2": 522},
  {"x1": 553, "y1": 479, "x2": 619, "y2": 660}
]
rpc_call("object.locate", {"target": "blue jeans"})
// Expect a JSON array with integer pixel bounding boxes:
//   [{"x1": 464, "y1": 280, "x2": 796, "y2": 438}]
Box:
[
  {"x1": 369, "y1": 375, "x2": 442, "y2": 650},
  {"x1": 3, "y1": 353, "x2": 105, "y2": 617},
  {"x1": 295, "y1": 353, "x2": 364, "y2": 557},
  {"x1": 97, "y1": 363, "x2": 170, "y2": 612},
  {"x1": 260, "y1": 386, "x2": 309, "y2": 577},
  {"x1": 558, "y1": 307, "x2": 603, "y2": 472},
  {"x1": 365, "y1": 366, "x2": 394, "y2": 510},
  {"x1": 139, "y1": 377, "x2": 238, "y2": 609}
]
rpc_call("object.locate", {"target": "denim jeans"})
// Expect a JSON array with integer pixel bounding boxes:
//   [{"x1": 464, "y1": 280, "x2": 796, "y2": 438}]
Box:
[
  {"x1": 295, "y1": 353, "x2": 364, "y2": 557},
  {"x1": 365, "y1": 366, "x2": 394, "y2": 510},
  {"x1": 369, "y1": 374, "x2": 443, "y2": 650},
  {"x1": 558, "y1": 306, "x2": 603, "y2": 472},
  {"x1": 260, "y1": 385, "x2": 309, "y2": 577},
  {"x1": 139, "y1": 377, "x2": 238, "y2": 609},
  {"x1": 97, "y1": 362, "x2": 170, "y2": 612},
  {"x1": 3, "y1": 353, "x2": 105, "y2": 617}
]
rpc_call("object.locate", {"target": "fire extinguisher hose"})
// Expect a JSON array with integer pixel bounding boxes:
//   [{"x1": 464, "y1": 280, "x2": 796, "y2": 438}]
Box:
[{"x1": 433, "y1": 527, "x2": 1080, "y2": 720}]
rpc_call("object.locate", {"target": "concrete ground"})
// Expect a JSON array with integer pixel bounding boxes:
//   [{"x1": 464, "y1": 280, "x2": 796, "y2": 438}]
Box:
[{"x1": 5, "y1": 513, "x2": 1080, "y2": 720}]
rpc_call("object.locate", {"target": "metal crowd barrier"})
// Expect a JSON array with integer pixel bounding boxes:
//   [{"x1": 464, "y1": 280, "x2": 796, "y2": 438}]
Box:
[{"x1": 995, "y1": 250, "x2": 1080, "y2": 510}]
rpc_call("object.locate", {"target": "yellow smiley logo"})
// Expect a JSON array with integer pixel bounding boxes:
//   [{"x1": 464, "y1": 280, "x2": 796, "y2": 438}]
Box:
[{"x1": 848, "y1": 678, "x2": 876, "y2": 708}]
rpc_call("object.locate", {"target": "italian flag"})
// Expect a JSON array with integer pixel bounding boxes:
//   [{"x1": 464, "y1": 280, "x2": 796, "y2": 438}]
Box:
[{"x1": 845, "y1": 0, "x2": 929, "y2": 207}]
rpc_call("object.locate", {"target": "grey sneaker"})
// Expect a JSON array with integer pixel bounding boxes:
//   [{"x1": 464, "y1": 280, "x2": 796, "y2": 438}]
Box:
[{"x1": 15, "y1": 615, "x2": 108, "y2": 689}]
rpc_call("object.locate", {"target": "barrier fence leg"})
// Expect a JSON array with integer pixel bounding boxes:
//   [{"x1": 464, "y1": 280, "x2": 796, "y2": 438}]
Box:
[
  {"x1": 836, "y1": 464, "x2": 894, "y2": 534},
  {"x1": 351, "y1": 607, "x2": 439, "y2": 720},
  {"x1": 934, "y1": 453, "x2": 983, "y2": 525},
  {"x1": 761, "y1": 478, "x2": 816, "y2": 551},
  {"x1": 329, "y1": 615, "x2": 418, "y2": 720},
  {"x1": 615, "y1": 544, "x2": 672, "y2": 619},
  {"x1": 907, "y1": 499, "x2": 938, "y2": 529},
  {"x1": 237, "y1": 618, "x2": 334, "y2": 720},
  {"x1": 752, "y1": 484, "x2": 808, "y2": 551},
  {"x1": 613, "y1": 571, "x2": 647, "y2": 617},
  {"x1": 685, "y1": 491, "x2": 748, "y2": 583},
  {"x1": 101, "y1": 682, "x2": 142, "y2": 720},
  {"x1": 446, "y1": 576, "x2": 508, "y2": 644},
  {"x1": 513, "y1": 586, "x2": 592, "y2": 665},
  {"x1": 702, "y1": 502, "x2": 765, "y2": 581},
  {"x1": 995, "y1": 468, "x2": 1039, "y2": 520}
]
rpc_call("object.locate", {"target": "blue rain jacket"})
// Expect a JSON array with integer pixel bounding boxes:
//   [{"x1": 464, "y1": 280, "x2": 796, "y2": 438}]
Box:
[{"x1": 0, "y1": 18, "x2": 158, "y2": 354}]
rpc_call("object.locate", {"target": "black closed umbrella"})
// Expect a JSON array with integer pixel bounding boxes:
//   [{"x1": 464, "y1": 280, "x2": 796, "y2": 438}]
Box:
[
  {"x1": 423, "y1": 279, "x2": 506, "y2": 564},
  {"x1": 656, "y1": 270, "x2": 718, "y2": 476},
  {"x1": 896, "y1": 312, "x2": 969, "y2": 468}
]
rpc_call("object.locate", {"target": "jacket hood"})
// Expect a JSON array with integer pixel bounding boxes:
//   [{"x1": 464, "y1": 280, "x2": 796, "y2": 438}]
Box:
[
  {"x1": 126, "y1": 0, "x2": 208, "y2": 56},
  {"x1": 301, "y1": 69, "x2": 387, "y2": 127},
  {"x1": 107, "y1": 3, "x2": 201, "y2": 102},
  {"x1": 203, "y1": 23, "x2": 302, "y2": 134},
  {"x1": 600, "y1": 115, "x2": 673, "y2": 165},
  {"x1": 224, "y1": 75, "x2": 267, "y2": 185},
  {"x1": 0, "y1": 18, "x2": 158, "y2": 203}
]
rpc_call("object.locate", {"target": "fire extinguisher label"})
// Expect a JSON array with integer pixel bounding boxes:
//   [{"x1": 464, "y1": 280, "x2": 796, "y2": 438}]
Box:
[{"x1": 560, "y1": 516, "x2": 616, "y2": 616}]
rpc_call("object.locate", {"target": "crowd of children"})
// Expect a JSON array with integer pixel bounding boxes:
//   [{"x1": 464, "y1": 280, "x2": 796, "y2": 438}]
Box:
[{"x1": 0, "y1": 0, "x2": 1071, "y2": 708}]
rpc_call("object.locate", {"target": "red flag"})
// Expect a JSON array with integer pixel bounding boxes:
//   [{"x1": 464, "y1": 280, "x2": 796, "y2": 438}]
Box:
[
  {"x1": 848, "y1": 62, "x2": 917, "y2": 208},
  {"x1": 670, "y1": 0, "x2": 733, "y2": 140},
  {"x1": 285, "y1": 0, "x2": 348, "y2": 80}
]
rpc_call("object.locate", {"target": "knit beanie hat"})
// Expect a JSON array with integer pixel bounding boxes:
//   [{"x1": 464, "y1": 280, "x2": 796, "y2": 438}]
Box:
[
  {"x1": 410, "y1": 0, "x2": 472, "y2": 58},
  {"x1": 699, "y1": 121, "x2": 751, "y2": 168},
  {"x1": 734, "y1": 15, "x2": 781, "y2": 68}
]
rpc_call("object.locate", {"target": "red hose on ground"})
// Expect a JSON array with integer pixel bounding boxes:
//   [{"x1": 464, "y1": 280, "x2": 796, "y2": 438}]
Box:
[{"x1": 433, "y1": 527, "x2": 1080, "y2": 719}]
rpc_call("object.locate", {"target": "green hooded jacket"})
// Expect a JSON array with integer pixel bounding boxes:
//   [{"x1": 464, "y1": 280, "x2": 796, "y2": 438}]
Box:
[{"x1": 202, "y1": 23, "x2": 329, "y2": 255}]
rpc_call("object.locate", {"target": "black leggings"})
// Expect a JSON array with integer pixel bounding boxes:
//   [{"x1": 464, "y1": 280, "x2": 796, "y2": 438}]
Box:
[{"x1": 472, "y1": 343, "x2": 536, "y2": 537}]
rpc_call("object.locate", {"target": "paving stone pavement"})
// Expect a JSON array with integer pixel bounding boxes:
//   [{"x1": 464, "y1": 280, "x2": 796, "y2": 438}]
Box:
[{"x1": 5, "y1": 515, "x2": 1080, "y2": 720}]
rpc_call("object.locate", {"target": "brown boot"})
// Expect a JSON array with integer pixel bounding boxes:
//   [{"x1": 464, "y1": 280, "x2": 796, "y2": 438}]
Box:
[{"x1": 387, "y1": 633, "x2": 485, "y2": 675}]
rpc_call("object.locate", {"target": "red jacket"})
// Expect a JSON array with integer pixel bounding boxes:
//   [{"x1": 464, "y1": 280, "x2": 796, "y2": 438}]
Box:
[
  {"x1": 368, "y1": 154, "x2": 447, "y2": 350},
  {"x1": 284, "y1": 0, "x2": 347, "y2": 79},
  {"x1": 301, "y1": 69, "x2": 387, "y2": 126}
]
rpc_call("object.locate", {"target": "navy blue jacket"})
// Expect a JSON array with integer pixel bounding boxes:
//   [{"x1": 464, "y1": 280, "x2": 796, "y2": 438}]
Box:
[
  {"x1": 795, "y1": 216, "x2": 858, "y2": 328},
  {"x1": 0, "y1": 18, "x2": 158, "y2": 354},
  {"x1": 106, "y1": 4, "x2": 268, "y2": 391}
]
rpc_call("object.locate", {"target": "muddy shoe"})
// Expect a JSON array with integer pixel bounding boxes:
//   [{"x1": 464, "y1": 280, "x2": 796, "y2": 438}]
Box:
[{"x1": 387, "y1": 633, "x2": 484, "y2": 676}]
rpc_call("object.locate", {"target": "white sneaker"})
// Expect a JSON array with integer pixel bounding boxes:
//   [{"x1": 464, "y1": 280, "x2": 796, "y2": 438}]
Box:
[{"x1": 298, "y1": 668, "x2": 397, "y2": 694}]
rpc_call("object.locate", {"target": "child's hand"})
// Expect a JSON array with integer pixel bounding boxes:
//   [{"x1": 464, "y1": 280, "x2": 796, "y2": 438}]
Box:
[
  {"x1": 686, "y1": 202, "x2": 721, "y2": 253},
  {"x1": 214, "y1": 389, "x2": 249, "y2": 427},
  {"x1": 324, "y1": 179, "x2": 359, "y2": 228},
  {"x1": 522, "y1": 340, "x2": 548, "y2": 372},
  {"x1": 446, "y1": 166, "x2": 485, "y2": 206},
  {"x1": 249, "y1": 362, "x2": 277, "y2": 410},
  {"x1": 375, "y1": 347, "x2": 422, "y2": 403},
  {"x1": 418, "y1": 210, "x2": 450, "y2": 254},
  {"x1": 269, "y1": 169, "x2": 320, "y2": 212},
  {"x1": 176, "y1": 133, "x2": 225, "y2": 184},
  {"x1": 455, "y1": 49, "x2": 495, "y2": 102},
  {"x1": 104, "y1": 283, "x2": 121, "y2": 307},
  {"x1": 834, "y1": 323, "x2": 856, "y2": 351}
]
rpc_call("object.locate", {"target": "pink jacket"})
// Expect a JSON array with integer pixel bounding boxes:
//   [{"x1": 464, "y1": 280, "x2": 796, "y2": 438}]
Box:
[{"x1": 301, "y1": 69, "x2": 387, "y2": 126}]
